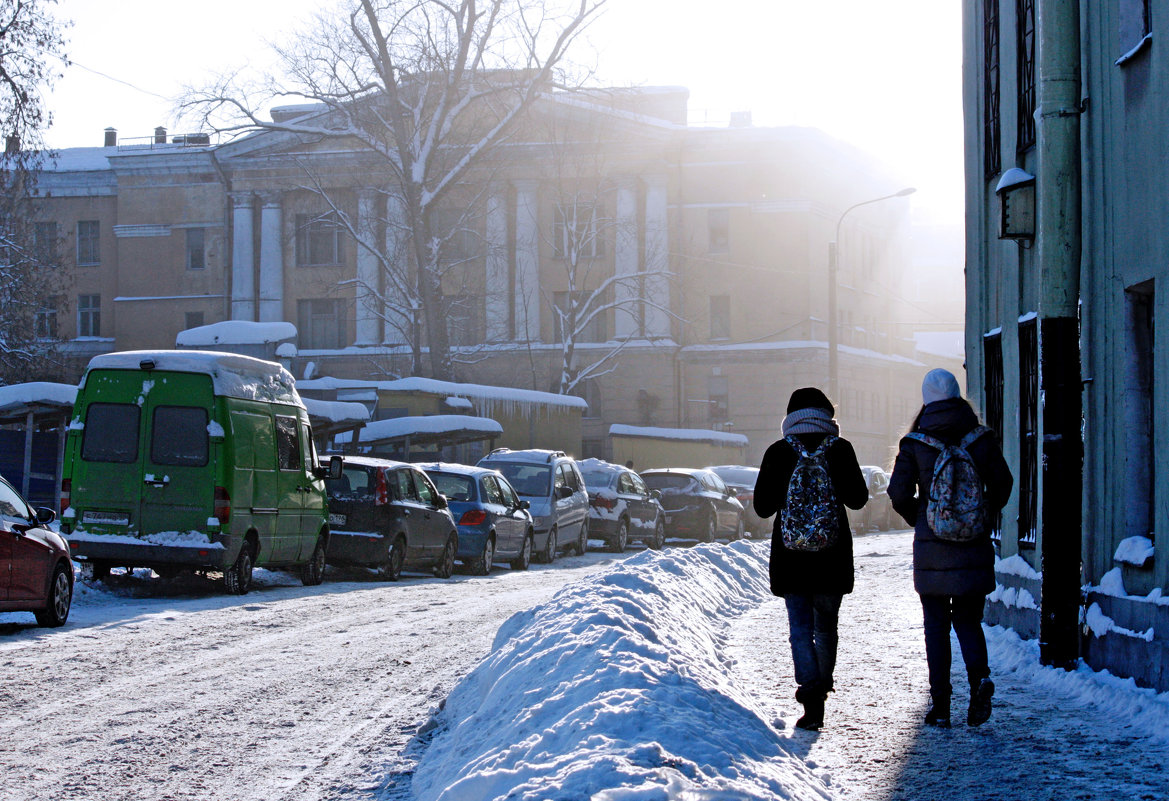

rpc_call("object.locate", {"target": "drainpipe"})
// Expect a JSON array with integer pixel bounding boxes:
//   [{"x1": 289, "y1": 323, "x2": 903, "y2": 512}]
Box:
[{"x1": 1036, "y1": 0, "x2": 1083, "y2": 670}]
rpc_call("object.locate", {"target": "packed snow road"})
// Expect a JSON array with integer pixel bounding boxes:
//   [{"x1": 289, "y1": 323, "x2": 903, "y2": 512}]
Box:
[{"x1": 0, "y1": 550, "x2": 625, "y2": 801}]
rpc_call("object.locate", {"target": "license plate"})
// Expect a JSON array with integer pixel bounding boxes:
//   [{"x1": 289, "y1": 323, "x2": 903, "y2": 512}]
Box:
[
  {"x1": 328, "y1": 513, "x2": 347, "y2": 527},
  {"x1": 82, "y1": 510, "x2": 130, "y2": 526}
]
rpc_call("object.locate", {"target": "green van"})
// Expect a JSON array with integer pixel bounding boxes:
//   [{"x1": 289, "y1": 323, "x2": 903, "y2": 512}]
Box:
[{"x1": 60, "y1": 350, "x2": 341, "y2": 594}]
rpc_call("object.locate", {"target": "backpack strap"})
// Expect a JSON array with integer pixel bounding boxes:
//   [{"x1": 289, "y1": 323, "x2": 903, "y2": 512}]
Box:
[
  {"x1": 959, "y1": 425, "x2": 991, "y2": 450},
  {"x1": 811, "y1": 434, "x2": 838, "y2": 457},
  {"x1": 784, "y1": 434, "x2": 811, "y2": 459},
  {"x1": 905, "y1": 431, "x2": 945, "y2": 451}
]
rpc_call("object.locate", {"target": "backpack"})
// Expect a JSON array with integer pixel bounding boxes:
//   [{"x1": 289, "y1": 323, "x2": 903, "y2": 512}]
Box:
[
  {"x1": 779, "y1": 434, "x2": 840, "y2": 552},
  {"x1": 905, "y1": 426, "x2": 990, "y2": 542}
]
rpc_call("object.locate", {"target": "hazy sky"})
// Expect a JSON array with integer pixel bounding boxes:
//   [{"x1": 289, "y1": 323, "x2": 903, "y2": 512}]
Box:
[{"x1": 44, "y1": 0, "x2": 964, "y2": 221}]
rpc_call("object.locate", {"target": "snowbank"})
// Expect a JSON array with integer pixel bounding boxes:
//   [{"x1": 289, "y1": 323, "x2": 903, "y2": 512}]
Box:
[
  {"x1": 609, "y1": 423, "x2": 749, "y2": 448},
  {"x1": 411, "y1": 541, "x2": 829, "y2": 801}
]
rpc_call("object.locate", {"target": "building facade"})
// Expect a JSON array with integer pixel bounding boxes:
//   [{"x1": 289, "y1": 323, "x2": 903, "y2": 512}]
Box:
[{"x1": 964, "y1": 0, "x2": 1168, "y2": 688}]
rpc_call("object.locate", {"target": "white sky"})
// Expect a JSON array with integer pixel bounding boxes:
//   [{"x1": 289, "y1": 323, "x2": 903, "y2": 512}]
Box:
[{"x1": 44, "y1": 0, "x2": 964, "y2": 221}]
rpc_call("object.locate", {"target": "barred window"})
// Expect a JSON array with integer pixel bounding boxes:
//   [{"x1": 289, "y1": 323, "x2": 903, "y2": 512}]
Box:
[
  {"x1": 1016, "y1": 0, "x2": 1037, "y2": 154},
  {"x1": 983, "y1": 0, "x2": 1002, "y2": 178},
  {"x1": 1018, "y1": 318, "x2": 1038, "y2": 547}
]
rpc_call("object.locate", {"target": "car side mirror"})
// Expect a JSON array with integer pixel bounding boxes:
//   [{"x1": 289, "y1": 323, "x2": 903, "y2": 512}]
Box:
[
  {"x1": 650, "y1": 489, "x2": 662, "y2": 500},
  {"x1": 558, "y1": 485, "x2": 574, "y2": 499},
  {"x1": 436, "y1": 494, "x2": 448, "y2": 509},
  {"x1": 35, "y1": 507, "x2": 56, "y2": 525},
  {"x1": 518, "y1": 499, "x2": 530, "y2": 510}
]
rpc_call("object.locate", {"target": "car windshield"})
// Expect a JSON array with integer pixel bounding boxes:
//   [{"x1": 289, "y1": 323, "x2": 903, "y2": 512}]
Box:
[
  {"x1": 429, "y1": 472, "x2": 475, "y2": 503},
  {"x1": 710, "y1": 467, "x2": 757, "y2": 486},
  {"x1": 641, "y1": 473, "x2": 694, "y2": 491},
  {"x1": 491, "y1": 463, "x2": 551, "y2": 497}
]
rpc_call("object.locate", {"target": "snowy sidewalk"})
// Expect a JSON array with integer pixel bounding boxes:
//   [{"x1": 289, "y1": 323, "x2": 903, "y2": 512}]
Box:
[{"x1": 728, "y1": 530, "x2": 1169, "y2": 801}]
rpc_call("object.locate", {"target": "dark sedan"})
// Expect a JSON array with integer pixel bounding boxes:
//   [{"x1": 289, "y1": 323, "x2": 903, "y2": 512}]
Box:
[
  {"x1": 640, "y1": 468, "x2": 744, "y2": 543},
  {"x1": 706, "y1": 464, "x2": 773, "y2": 538},
  {"x1": 578, "y1": 458, "x2": 666, "y2": 552},
  {"x1": 324, "y1": 457, "x2": 459, "y2": 580},
  {"x1": 0, "y1": 474, "x2": 73, "y2": 627}
]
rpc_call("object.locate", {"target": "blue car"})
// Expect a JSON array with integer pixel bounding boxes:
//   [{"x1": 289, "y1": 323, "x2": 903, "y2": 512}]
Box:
[{"x1": 418, "y1": 463, "x2": 535, "y2": 574}]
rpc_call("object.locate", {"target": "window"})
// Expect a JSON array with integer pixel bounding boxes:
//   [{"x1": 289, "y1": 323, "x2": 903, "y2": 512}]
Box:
[
  {"x1": 185, "y1": 311, "x2": 205, "y2": 331},
  {"x1": 413, "y1": 470, "x2": 439, "y2": 506},
  {"x1": 432, "y1": 209, "x2": 479, "y2": 264},
  {"x1": 553, "y1": 290, "x2": 607, "y2": 343},
  {"x1": 444, "y1": 293, "x2": 484, "y2": 347},
  {"x1": 710, "y1": 294, "x2": 730, "y2": 340},
  {"x1": 297, "y1": 298, "x2": 347, "y2": 349},
  {"x1": 1018, "y1": 317, "x2": 1038, "y2": 547},
  {"x1": 1125, "y1": 282, "x2": 1155, "y2": 542},
  {"x1": 77, "y1": 220, "x2": 100, "y2": 265},
  {"x1": 554, "y1": 203, "x2": 602, "y2": 260},
  {"x1": 575, "y1": 378, "x2": 603, "y2": 419},
  {"x1": 81, "y1": 403, "x2": 140, "y2": 463},
  {"x1": 393, "y1": 468, "x2": 417, "y2": 502},
  {"x1": 186, "y1": 228, "x2": 206, "y2": 270},
  {"x1": 78, "y1": 294, "x2": 101, "y2": 337},
  {"x1": 984, "y1": 331, "x2": 1005, "y2": 542},
  {"x1": 296, "y1": 213, "x2": 344, "y2": 266},
  {"x1": 481, "y1": 475, "x2": 505, "y2": 506},
  {"x1": 275, "y1": 416, "x2": 301, "y2": 471},
  {"x1": 707, "y1": 375, "x2": 729, "y2": 424},
  {"x1": 34, "y1": 222, "x2": 58, "y2": 261},
  {"x1": 151, "y1": 406, "x2": 209, "y2": 467},
  {"x1": 1016, "y1": 0, "x2": 1036, "y2": 153},
  {"x1": 35, "y1": 300, "x2": 58, "y2": 339},
  {"x1": 707, "y1": 208, "x2": 729, "y2": 254},
  {"x1": 983, "y1": 0, "x2": 1002, "y2": 178}
]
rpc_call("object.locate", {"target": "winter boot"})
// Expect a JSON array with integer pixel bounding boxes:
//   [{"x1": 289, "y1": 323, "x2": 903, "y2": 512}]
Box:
[
  {"x1": 795, "y1": 685, "x2": 826, "y2": 731},
  {"x1": 924, "y1": 694, "x2": 951, "y2": 728},
  {"x1": 967, "y1": 678, "x2": 994, "y2": 727}
]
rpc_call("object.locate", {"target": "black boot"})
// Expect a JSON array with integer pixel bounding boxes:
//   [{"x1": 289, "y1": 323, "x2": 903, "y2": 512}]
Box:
[
  {"x1": 924, "y1": 694, "x2": 951, "y2": 728},
  {"x1": 795, "y1": 685, "x2": 826, "y2": 730},
  {"x1": 967, "y1": 678, "x2": 994, "y2": 726}
]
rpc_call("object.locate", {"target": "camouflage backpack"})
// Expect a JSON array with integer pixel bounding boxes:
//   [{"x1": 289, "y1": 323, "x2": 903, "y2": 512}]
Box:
[
  {"x1": 905, "y1": 426, "x2": 990, "y2": 542},
  {"x1": 780, "y1": 435, "x2": 840, "y2": 552}
]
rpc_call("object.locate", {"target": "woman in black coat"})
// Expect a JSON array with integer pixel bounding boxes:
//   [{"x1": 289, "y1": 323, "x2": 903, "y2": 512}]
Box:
[
  {"x1": 754, "y1": 387, "x2": 867, "y2": 730},
  {"x1": 888, "y1": 368, "x2": 1013, "y2": 729}
]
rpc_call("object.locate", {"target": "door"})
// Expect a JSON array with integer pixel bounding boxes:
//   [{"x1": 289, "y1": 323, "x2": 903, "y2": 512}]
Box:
[
  {"x1": 626, "y1": 471, "x2": 656, "y2": 533},
  {"x1": 296, "y1": 421, "x2": 325, "y2": 559},
  {"x1": 0, "y1": 481, "x2": 50, "y2": 602},
  {"x1": 73, "y1": 398, "x2": 144, "y2": 536},
  {"x1": 0, "y1": 482, "x2": 25, "y2": 601},
  {"x1": 411, "y1": 469, "x2": 451, "y2": 560},
  {"x1": 482, "y1": 474, "x2": 521, "y2": 553},
  {"x1": 390, "y1": 468, "x2": 429, "y2": 563},
  {"x1": 273, "y1": 414, "x2": 306, "y2": 562}
]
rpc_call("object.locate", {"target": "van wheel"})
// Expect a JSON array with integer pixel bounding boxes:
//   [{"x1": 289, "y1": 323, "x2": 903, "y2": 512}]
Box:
[
  {"x1": 301, "y1": 536, "x2": 327, "y2": 586},
  {"x1": 35, "y1": 563, "x2": 73, "y2": 627},
  {"x1": 471, "y1": 536, "x2": 495, "y2": 576},
  {"x1": 434, "y1": 534, "x2": 457, "y2": 579},
  {"x1": 510, "y1": 531, "x2": 533, "y2": 571},
  {"x1": 538, "y1": 527, "x2": 558, "y2": 564},
  {"x1": 224, "y1": 544, "x2": 254, "y2": 595},
  {"x1": 378, "y1": 536, "x2": 406, "y2": 581}
]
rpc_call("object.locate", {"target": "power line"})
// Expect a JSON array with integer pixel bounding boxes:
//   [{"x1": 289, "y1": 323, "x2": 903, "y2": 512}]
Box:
[{"x1": 63, "y1": 57, "x2": 172, "y2": 101}]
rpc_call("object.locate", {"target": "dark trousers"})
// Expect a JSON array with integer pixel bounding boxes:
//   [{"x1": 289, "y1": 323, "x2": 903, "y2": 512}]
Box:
[
  {"x1": 920, "y1": 593, "x2": 990, "y2": 699},
  {"x1": 784, "y1": 593, "x2": 843, "y2": 692}
]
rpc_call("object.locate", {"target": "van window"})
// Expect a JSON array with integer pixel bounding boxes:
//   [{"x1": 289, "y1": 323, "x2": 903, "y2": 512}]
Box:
[
  {"x1": 151, "y1": 406, "x2": 209, "y2": 467},
  {"x1": 275, "y1": 416, "x2": 300, "y2": 470},
  {"x1": 82, "y1": 403, "x2": 140, "y2": 463}
]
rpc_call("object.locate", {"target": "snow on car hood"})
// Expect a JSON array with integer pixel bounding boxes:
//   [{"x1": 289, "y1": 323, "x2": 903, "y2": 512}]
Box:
[{"x1": 410, "y1": 541, "x2": 828, "y2": 800}]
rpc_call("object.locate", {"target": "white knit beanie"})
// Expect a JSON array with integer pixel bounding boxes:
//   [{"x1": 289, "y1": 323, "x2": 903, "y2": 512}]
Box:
[{"x1": 922, "y1": 368, "x2": 961, "y2": 405}]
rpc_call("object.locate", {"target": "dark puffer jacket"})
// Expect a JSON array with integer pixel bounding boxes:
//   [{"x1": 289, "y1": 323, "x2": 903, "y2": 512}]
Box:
[
  {"x1": 754, "y1": 434, "x2": 867, "y2": 597},
  {"x1": 888, "y1": 398, "x2": 1014, "y2": 597}
]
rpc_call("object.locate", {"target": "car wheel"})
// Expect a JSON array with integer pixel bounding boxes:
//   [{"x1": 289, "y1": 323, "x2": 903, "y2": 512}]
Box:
[
  {"x1": 647, "y1": 519, "x2": 666, "y2": 550},
  {"x1": 378, "y1": 536, "x2": 406, "y2": 581},
  {"x1": 472, "y1": 536, "x2": 495, "y2": 577},
  {"x1": 576, "y1": 518, "x2": 589, "y2": 555},
  {"x1": 731, "y1": 516, "x2": 744, "y2": 542},
  {"x1": 610, "y1": 518, "x2": 629, "y2": 553},
  {"x1": 538, "y1": 527, "x2": 558, "y2": 564},
  {"x1": 224, "y1": 543, "x2": 254, "y2": 595},
  {"x1": 34, "y1": 562, "x2": 73, "y2": 627},
  {"x1": 301, "y1": 536, "x2": 327, "y2": 586},
  {"x1": 701, "y1": 509, "x2": 717, "y2": 543},
  {"x1": 434, "y1": 533, "x2": 458, "y2": 579},
  {"x1": 510, "y1": 530, "x2": 533, "y2": 571}
]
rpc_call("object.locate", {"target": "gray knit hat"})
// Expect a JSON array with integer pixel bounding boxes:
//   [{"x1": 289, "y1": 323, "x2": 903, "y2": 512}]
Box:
[{"x1": 922, "y1": 368, "x2": 961, "y2": 405}]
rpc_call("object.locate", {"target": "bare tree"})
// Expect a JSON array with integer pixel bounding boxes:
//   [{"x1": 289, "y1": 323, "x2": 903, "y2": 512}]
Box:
[{"x1": 184, "y1": 0, "x2": 605, "y2": 381}]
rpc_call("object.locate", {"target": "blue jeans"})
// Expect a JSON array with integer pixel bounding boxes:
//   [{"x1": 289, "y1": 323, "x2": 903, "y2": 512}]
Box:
[
  {"x1": 785, "y1": 593, "x2": 843, "y2": 692},
  {"x1": 920, "y1": 593, "x2": 989, "y2": 699}
]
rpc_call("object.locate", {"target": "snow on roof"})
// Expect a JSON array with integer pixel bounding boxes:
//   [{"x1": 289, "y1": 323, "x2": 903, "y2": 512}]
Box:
[
  {"x1": 84, "y1": 350, "x2": 301, "y2": 406},
  {"x1": 609, "y1": 424, "x2": 748, "y2": 448},
  {"x1": 176, "y1": 321, "x2": 297, "y2": 347},
  {"x1": 335, "y1": 414, "x2": 503, "y2": 444},
  {"x1": 295, "y1": 375, "x2": 587, "y2": 416},
  {"x1": 39, "y1": 147, "x2": 114, "y2": 173},
  {"x1": 0, "y1": 382, "x2": 78, "y2": 415},
  {"x1": 301, "y1": 397, "x2": 370, "y2": 426}
]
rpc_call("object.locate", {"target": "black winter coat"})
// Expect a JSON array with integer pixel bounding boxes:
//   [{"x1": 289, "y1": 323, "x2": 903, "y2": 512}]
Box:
[
  {"x1": 887, "y1": 398, "x2": 1014, "y2": 597},
  {"x1": 754, "y1": 433, "x2": 867, "y2": 597}
]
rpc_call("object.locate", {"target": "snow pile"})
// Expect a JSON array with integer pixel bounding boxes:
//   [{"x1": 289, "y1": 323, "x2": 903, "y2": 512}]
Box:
[
  {"x1": 609, "y1": 423, "x2": 749, "y2": 448},
  {"x1": 1113, "y1": 535, "x2": 1155, "y2": 566},
  {"x1": 1083, "y1": 603, "x2": 1155, "y2": 642},
  {"x1": 411, "y1": 541, "x2": 829, "y2": 801}
]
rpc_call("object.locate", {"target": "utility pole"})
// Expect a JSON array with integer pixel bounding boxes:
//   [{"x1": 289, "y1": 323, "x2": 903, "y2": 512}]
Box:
[{"x1": 1036, "y1": 0, "x2": 1083, "y2": 669}]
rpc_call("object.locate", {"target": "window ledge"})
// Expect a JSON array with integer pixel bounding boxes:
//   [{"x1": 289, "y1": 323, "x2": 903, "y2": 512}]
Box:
[{"x1": 1116, "y1": 32, "x2": 1153, "y2": 66}]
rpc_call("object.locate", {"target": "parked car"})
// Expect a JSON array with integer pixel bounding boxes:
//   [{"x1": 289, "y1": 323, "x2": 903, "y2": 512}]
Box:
[
  {"x1": 418, "y1": 462, "x2": 535, "y2": 574},
  {"x1": 848, "y1": 465, "x2": 895, "y2": 533},
  {"x1": 324, "y1": 456, "x2": 459, "y2": 580},
  {"x1": 0, "y1": 474, "x2": 73, "y2": 627},
  {"x1": 706, "y1": 465, "x2": 773, "y2": 538},
  {"x1": 61, "y1": 350, "x2": 342, "y2": 595},
  {"x1": 477, "y1": 449, "x2": 590, "y2": 562},
  {"x1": 578, "y1": 458, "x2": 666, "y2": 552},
  {"x1": 639, "y1": 468, "x2": 745, "y2": 543}
]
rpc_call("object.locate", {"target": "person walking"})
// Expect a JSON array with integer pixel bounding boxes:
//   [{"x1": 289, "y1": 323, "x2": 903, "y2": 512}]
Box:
[
  {"x1": 888, "y1": 368, "x2": 1013, "y2": 728},
  {"x1": 754, "y1": 388, "x2": 867, "y2": 730}
]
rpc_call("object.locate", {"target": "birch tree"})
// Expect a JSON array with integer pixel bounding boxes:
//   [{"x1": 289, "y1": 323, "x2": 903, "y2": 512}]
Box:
[{"x1": 184, "y1": 0, "x2": 605, "y2": 381}]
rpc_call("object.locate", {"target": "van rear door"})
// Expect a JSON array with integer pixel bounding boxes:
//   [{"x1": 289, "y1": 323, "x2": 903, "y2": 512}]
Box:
[{"x1": 74, "y1": 373, "x2": 147, "y2": 535}]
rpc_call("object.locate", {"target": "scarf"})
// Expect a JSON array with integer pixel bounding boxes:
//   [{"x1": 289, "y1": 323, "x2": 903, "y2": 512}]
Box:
[{"x1": 781, "y1": 407, "x2": 840, "y2": 437}]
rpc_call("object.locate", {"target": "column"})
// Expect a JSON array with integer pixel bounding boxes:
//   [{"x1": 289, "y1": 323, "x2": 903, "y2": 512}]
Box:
[
  {"x1": 613, "y1": 178, "x2": 640, "y2": 339},
  {"x1": 355, "y1": 189, "x2": 381, "y2": 345},
  {"x1": 383, "y1": 192, "x2": 411, "y2": 345},
  {"x1": 230, "y1": 192, "x2": 255, "y2": 320},
  {"x1": 257, "y1": 194, "x2": 284, "y2": 323},
  {"x1": 514, "y1": 180, "x2": 540, "y2": 342},
  {"x1": 484, "y1": 188, "x2": 511, "y2": 342},
  {"x1": 643, "y1": 174, "x2": 670, "y2": 338}
]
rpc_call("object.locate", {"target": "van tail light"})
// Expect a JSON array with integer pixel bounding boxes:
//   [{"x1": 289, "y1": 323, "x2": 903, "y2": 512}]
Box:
[
  {"x1": 375, "y1": 469, "x2": 389, "y2": 506},
  {"x1": 214, "y1": 486, "x2": 231, "y2": 525},
  {"x1": 589, "y1": 493, "x2": 616, "y2": 511},
  {"x1": 458, "y1": 509, "x2": 487, "y2": 526},
  {"x1": 60, "y1": 478, "x2": 71, "y2": 516}
]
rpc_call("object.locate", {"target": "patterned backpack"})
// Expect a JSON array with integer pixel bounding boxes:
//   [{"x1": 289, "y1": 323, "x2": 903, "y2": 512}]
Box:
[
  {"x1": 780, "y1": 435, "x2": 840, "y2": 552},
  {"x1": 905, "y1": 426, "x2": 990, "y2": 542}
]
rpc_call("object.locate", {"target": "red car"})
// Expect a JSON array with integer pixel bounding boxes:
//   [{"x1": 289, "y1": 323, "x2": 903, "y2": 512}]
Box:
[{"x1": 0, "y1": 475, "x2": 73, "y2": 627}]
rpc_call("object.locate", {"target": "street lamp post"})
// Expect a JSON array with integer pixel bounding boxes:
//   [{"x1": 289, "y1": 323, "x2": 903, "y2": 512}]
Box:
[{"x1": 827, "y1": 187, "x2": 916, "y2": 401}]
